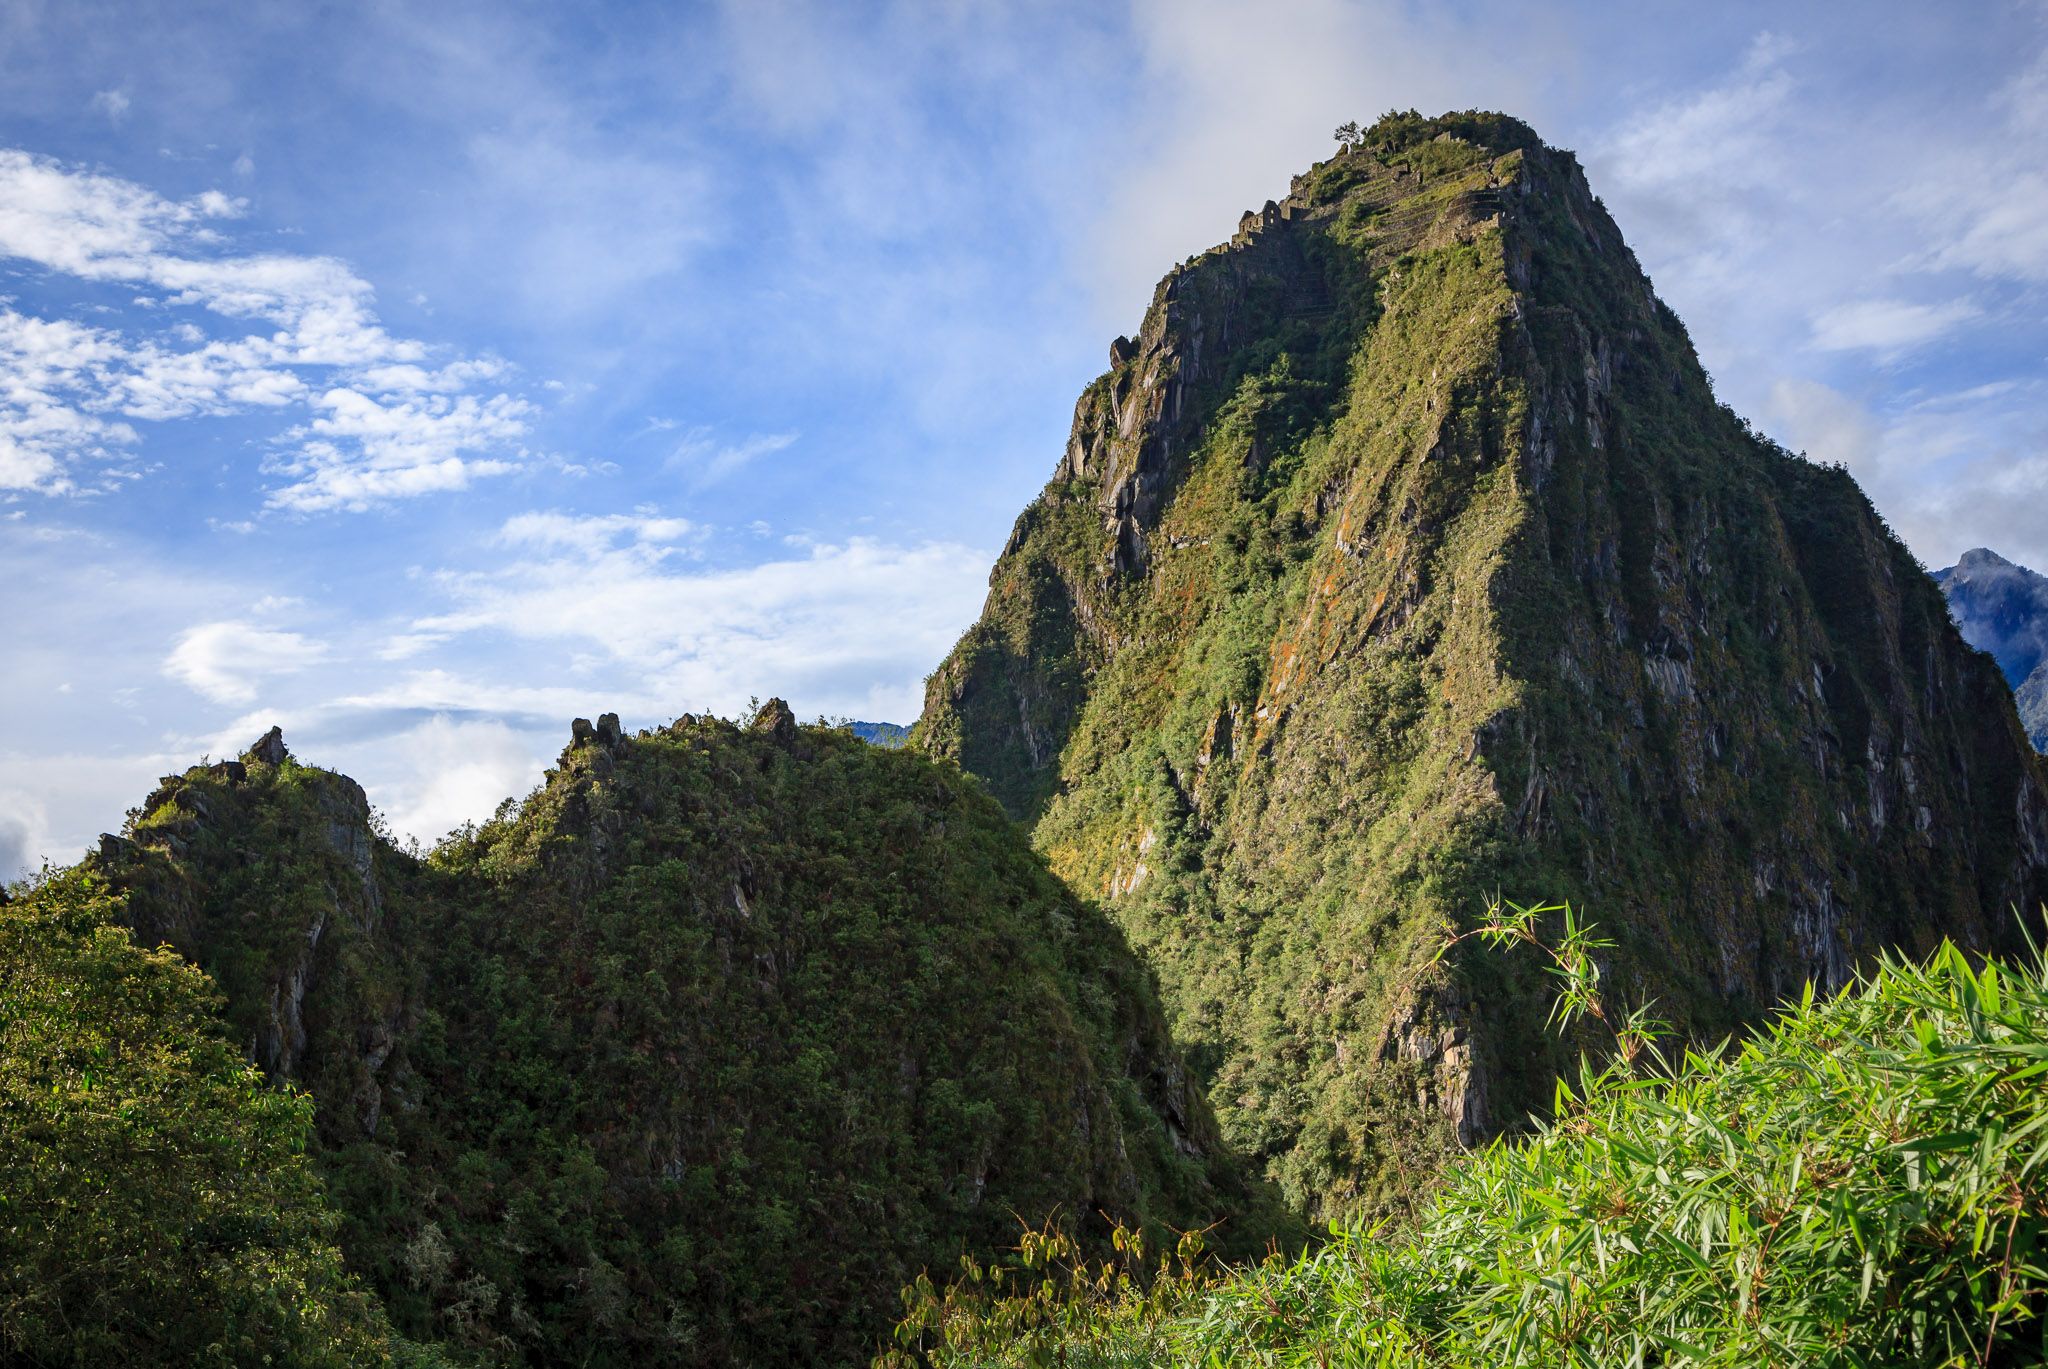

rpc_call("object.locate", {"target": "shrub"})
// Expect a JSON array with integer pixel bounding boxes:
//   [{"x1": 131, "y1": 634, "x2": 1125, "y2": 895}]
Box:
[
  {"x1": 0, "y1": 873, "x2": 437, "y2": 1368},
  {"x1": 887, "y1": 933, "x2": 2048, "y2": 1366}
]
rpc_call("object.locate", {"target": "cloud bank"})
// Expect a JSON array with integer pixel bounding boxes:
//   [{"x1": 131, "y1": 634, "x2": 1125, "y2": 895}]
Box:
[{"x1": 0, "y1": 148, "x2": 530, "y2": 509}]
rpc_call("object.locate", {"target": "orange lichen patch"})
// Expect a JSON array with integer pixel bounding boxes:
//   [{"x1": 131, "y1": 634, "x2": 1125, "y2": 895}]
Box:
[{"x1": 1269, "y1": 639, "x2": 1302, "y2": 695}]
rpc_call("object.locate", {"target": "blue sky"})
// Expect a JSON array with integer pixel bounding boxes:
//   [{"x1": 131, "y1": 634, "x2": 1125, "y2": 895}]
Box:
[{"x1": 5, "y1": 0, "x2": 2048, "y2": 870}]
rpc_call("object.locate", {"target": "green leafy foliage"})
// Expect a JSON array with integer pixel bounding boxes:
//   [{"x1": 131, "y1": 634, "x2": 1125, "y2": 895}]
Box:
[
  {"x1": 887, "y1": 937, "x2": 2048, "y2": 1367},
  {"x1": 0, "y1": 872, "x2": 437, "y2": 1367}
]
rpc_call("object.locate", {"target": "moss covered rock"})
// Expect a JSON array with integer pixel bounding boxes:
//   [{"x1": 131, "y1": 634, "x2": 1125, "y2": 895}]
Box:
[{"x1": 917, "y1": 110, "x2": 2048, "y2": 1220}]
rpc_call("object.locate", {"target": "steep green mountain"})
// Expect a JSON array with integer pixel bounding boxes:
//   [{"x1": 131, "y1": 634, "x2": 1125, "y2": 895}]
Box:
[
  {"x1": 917, "y1": 110, "x2": 2048, "y2": 1219},
  {"x1": 76, "y1": 708, "x2": 1285, "y2": 1367},
  {"x1": 1937, "y1": 547, "x2": 2048, "y2": 751}
]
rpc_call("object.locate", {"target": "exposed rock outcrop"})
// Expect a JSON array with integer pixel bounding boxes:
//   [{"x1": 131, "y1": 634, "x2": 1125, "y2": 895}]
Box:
[{"x1": 96, "y1": 729, "x2": 410, "y2": 1120}]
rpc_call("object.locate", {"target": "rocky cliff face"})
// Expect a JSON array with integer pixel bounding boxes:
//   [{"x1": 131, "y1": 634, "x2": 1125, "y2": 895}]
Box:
[
  {"x1": 89, "y1": 711, "x2": 1285, "y2": 1367},
  {"x1": 101, "y1": 726, "x2": 416, "y2": 1138},
  {"x1": 917, "y1": 110, "x2": 2048, "y2": 1219},
  {"x1": 1937, "y1": 547, "x2": 2048, "y2": 752}
]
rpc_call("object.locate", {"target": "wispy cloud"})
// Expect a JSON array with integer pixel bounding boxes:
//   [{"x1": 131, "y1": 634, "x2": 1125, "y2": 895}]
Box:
[
  {"x1": 1096, "y1": 0, "x2": 1541, "y2": 326},
  {"x1": 366, "y1": 714, "x2": 545, "y2": 846},
  {"x1": 666, "y1": 427, "x2": 797, "y2": 490},
  {"x1": 88, "y1": 90, "x2": 130, "y2": 126},
  {"x1": 0, "y1": 149, "x2": 531, "y2": 507},
  {"x1": 0, "y1": 794, "x2": 46, "y2": 880},
  {"x1": 1587, "y1": 23, "x2": 2048, "y2": 574},
  {"x1": 1809, "y1": 298, "x2": 1980, "y2": 354},
  {"x1": 1590, "y1": 32, "x2": 1800, "y2": 301},
  {"x1": 0, "y1": 311, "x2": 136, "y2": 493},
  {"x1": 420, "y1": 513, "x2": 987, "y2": 720},
  {"x1": 267, "y1": 387, "x2": 532, "y2": 512},
  {"x1": 497, "y1": 509, "x2": 697, "y2": 553},
  {"x1": 1766, "y1": 376, "x2": 2048, "y2": 573},
  {"x1": 1898, "y1": 47, "x2": 2048, "y2": 284},
  {"x1": 164, "y1": 620, "x2": 330, "y2": 703}
]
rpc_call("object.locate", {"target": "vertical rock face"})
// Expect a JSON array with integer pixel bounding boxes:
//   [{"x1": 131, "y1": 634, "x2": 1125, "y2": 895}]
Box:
[
  {"x1": 100, "y1": 730, "x2": 410, "y2": 1133},
  {"x1": 917, "y1": 111, "x2": 2048, "y2": 1219}
]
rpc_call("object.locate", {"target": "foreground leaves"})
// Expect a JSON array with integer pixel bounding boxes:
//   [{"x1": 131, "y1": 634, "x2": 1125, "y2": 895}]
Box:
[
  {"x1": 888, "y1": 938, "x2": 2048, "y2": 1367},
  {"x1": 0, "y1": 873, "x2": 438, "y2": 1368}
]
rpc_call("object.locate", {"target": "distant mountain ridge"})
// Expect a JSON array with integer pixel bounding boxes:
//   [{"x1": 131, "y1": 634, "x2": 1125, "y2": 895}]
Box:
[
  {"x1": 1936, "y1": 548, "x2": 2048, "y2": 752},
  {"x1": 845, "y1": 720, "x2": 911, "y2": 748}
]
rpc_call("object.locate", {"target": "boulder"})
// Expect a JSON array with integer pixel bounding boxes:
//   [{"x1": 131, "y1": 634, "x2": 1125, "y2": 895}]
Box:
[
  {"x1": 750, "y1": 698, "x2": 798, "y2": 747},
  {"x1": 246, "y1": 727, "x2": 288, "y2": 768}
]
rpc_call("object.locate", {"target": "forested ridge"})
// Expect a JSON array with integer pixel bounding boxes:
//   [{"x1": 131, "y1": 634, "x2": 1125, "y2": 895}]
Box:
[{"x1": 4, "y1": 708, "x2": 1289, "y2": 1366}]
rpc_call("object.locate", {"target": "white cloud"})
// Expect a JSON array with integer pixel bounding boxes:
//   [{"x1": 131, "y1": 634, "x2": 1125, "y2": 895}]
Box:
[
  {"x1": 1603, "y1": 32, "x2": 1797, "y2": 193},
  {"x1": 420, "y1": 518, "x2": 988, "y2": 722},
  {"x1": 377, "y1": 632, "x2": 449, "y2": 661},
  {"x1": 0, "y1": 749, "x2": 186, "y2": 872},
  {"x1": 368, "y1": 714, "x2": 546, "y2": 847},
  {"x1": 1589, "y1": 33, "x2": 1800, "y2": 304},
  {"x1": 1093, "y1": 0, "x2": 1539, "y2": 325},
  {"x1": 0, "y1": 794, "x2": 48, "y2": 881},
  {"x1": 497, "y1": 509, "x2": 697, "y2": 553},
  {"x1": 1809, "y1": 298, "x2": 1980, "y2": 354},
  {"x1": 1897, "y1": 48, "x2": 2048, "y2": 285},
  {"x1": 164, "y1": 620, "x2": 330, "y2": 703},
  {"x1": 267, "y1": 387, "x2": 532, "y2": 511},
  {"x1": 0, "y1": 310, "x2": 137, "y2": 492},
  {"x1": 1586, "y1": 29, "x2": 2048, "y2": 577},
  {"x1": 0, "y1": 148, "x2": 530, "y2": 507},
  {"x1": 1766, "y1": 377, "x2": 2048, "y2": 574},
  {"x1": 0, "y1": 148, "x2": 242, "y2": 280}
]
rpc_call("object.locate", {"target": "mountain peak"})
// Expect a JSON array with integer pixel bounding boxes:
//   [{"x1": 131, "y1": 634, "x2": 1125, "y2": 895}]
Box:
[
  {"x1": 1935, "y1": 547, "x2": 2048, "y2": 727},
  {"x1": 919, "y1": 112, "x2": 2048, "y2": 1217}
]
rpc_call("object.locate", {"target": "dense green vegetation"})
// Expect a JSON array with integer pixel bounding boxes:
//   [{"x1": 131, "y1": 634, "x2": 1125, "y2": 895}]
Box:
[
  {"x1": 0, "y1": 872, "x2": 437, "y2": 1367},
  {"x1": 919, "y1": 108, "x2": 2048, "y2": 1223},
  {"x1": 52, "y1": 709, "x2": 1287, "y2": 1367},
  {"x1": 888, "y1": 937, "x2": 2048, "y2": 1366}
]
